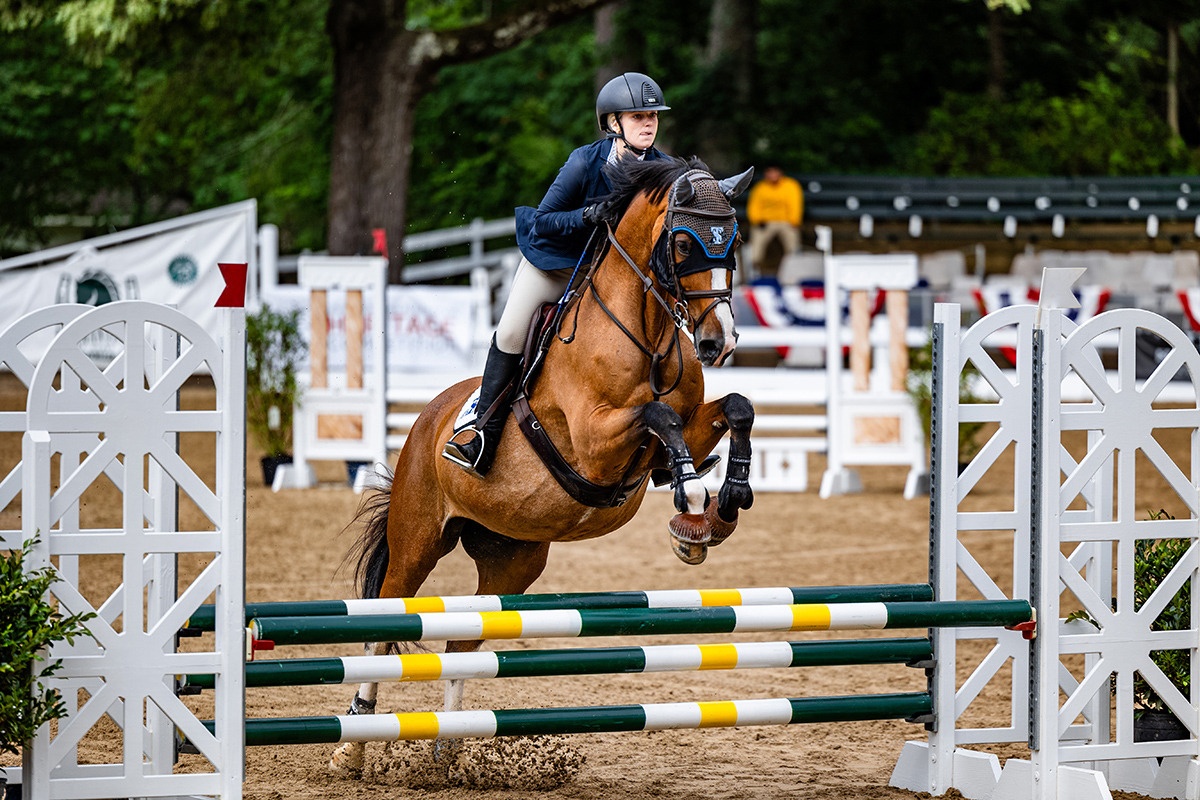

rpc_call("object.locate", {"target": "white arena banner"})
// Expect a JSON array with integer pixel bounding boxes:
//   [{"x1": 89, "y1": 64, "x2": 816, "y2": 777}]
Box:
[
  {"x1": 385, "y1": 285, "x2": 477, "y2": 371},
  {"x1": 0, "y1": 201, "x2": 257, "y2": 344},
  {"x1": 260, "y1": 283, "x2": 480, "y2": 374}
]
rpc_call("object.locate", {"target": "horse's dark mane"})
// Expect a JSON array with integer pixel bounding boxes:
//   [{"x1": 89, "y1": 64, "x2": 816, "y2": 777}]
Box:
[{"x1": 599, "y1": 154, "x2": 710, "y2": 223}]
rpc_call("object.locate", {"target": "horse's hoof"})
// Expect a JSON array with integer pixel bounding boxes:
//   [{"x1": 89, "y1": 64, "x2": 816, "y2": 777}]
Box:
[
  {"x1": 329, "y1": 742, "x2": 364, "y2": 777},
  {"x1": 669, "y1": 512, "x2": 710, "y2": 565},
  {"x1": 705, "y1": 498, "x2": 738, "y2": 546}
]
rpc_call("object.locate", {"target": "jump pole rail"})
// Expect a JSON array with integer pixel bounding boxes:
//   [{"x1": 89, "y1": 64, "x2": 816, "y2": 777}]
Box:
[
  {"x1": 210, "y1": 692, "x2": 934, "y2": 747},
  {"x1": 248, "y1": 600, "x2": 1034, "y2": 648},
  {"x1": 184, "y1": 637, "x2": 934, "y2": 689},
  {"x1": 184, "y1": 583, "x2": 934, "y2": 632}
]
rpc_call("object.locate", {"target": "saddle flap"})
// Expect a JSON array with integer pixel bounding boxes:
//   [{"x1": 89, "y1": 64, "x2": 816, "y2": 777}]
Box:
[{"x1": 519, "y1": 302, "x2": 561, "y2": 395}]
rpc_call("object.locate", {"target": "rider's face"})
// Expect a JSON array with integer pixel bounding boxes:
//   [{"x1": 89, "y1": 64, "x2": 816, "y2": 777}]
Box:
[{"x1": 617, "y1": 110, "x2": 659, "y2": 150}]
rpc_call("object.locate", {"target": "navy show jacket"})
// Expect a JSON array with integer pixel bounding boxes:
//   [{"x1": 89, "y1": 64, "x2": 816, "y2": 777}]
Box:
[{"x1": 515, "y1": 138, "x2": 665, "y2": 272}]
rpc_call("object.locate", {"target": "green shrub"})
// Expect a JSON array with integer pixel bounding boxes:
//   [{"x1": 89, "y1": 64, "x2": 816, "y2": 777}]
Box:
[
  {"x1": 1133, "y1": 510, "x2": 1192, "y2": 713},
  {"x1": 905, "y1": 78, "x2": 1197, "y2": 177},
  {"x1": 0, "y1": 539, "x2": 95, "y2": 754},
  {"x1": 907, "y1": 337, "x2": 987, "y2": 465},
  {"x1": 246, "y1": 304, "x2": 306, "y2": 458}
]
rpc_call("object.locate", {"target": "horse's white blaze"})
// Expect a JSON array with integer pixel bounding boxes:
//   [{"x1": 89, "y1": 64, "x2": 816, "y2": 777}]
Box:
[{"x1": 712, "y1": 270, "x2": 737, "y2": 364}]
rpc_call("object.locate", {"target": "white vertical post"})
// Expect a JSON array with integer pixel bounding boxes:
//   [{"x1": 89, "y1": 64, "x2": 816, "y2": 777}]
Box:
[
  {"x1": 930, "y1": 306, "x2": 962, "y2": 795},
  {"x1": 21, "y1": 430, "x2": 52, "y2": 800},
  {"x1": 146, "y1": 321, "x2": 179, "y2": 778},
  {"x1": 1030, "y1": 309, "x2": 1064, "y2": 800},
  {"x1": 258, "y1": 223, "x2": 279, "y2": 299},
  {"x1": 818, "y1": 226, "x2": 853, "y2": 497},
  {"x1": 218, "y1": 304, "x2": 247, "y2": 798}
]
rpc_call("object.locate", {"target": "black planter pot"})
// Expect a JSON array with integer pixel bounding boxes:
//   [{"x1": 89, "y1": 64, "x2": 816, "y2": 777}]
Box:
[
  {"x1": 1134, "y1": 709, "x2": 1190, "y2": 743},
  {"x1": 260, "y1": 454, "x2": 293, "y2": 486}
]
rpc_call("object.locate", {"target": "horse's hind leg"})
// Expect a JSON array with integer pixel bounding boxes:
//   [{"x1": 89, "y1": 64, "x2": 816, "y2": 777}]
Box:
[
  {"x1": 329, "y1": 505, "x2": 453, "y2": 776},
  {"x1": 442, "y1": 524, "x2": 551, "y2": 709}
]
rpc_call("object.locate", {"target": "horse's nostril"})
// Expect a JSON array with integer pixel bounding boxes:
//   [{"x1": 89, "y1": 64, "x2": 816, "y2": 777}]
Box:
[{"x1": 698, "y1": 339, "x2": 721, "y2": 363}]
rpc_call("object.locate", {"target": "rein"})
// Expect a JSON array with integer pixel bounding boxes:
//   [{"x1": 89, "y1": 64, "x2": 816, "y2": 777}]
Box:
[{"x1": 588, "y1": 226, "x2": 689, "y2": 400}]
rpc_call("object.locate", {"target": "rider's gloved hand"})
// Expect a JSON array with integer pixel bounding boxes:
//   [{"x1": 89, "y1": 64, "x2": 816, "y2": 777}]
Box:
[{"x1": 582, "y1": 203, "x2": 608, "y2": 227}]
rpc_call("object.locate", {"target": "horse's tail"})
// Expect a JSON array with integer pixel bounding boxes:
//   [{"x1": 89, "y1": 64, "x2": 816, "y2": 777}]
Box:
[{"x1": 343, "y1": 469, "x2": 394, "y2": 600}]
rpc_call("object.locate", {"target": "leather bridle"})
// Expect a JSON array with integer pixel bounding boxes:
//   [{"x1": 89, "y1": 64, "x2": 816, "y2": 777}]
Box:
[
  {"x1": 571, "y1": 171, "x2": 738, "y2": 399},
  {"x1": 661, "y1": 168, "x2": 738, "y2": 331}
]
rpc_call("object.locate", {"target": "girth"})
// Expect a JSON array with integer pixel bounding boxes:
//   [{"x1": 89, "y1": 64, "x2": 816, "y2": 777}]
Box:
[
  {"x1": 512, "y1": 394, "x2": 648, "y2": 508},
  {"x1": 508, "y1": 301, "x2": 650, "y2": 509}
]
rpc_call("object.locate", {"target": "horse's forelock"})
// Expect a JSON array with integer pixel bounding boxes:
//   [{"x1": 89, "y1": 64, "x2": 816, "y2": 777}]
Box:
[{"x1": 599, "y1": 154, "x2": 711, "y2": 222}]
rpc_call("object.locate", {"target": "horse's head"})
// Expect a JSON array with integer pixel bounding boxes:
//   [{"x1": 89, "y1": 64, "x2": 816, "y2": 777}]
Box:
[{"x1": 648, "y1": 166, "x2": 753, "y2": 367}]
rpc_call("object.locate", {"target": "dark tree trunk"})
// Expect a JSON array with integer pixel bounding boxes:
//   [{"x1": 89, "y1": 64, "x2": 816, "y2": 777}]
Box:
[
  {"x1": 594, "y1": 3, "x2": 635, "y2": 95},
  {"x1": 328, "y1": 1, "x2": 424, "y2": 281},
  {"x1": 1167, "y1": 20, "x2": 1180, "y2": 138},
  {"x1": 697, "y1": 0, "x2": 756, "y2": 176},
  {"x1": 987, "y1": 7, "x2": 1005, "y2": 102},
  {"x1": 326, "y1": 0, "x2": 612, "y2": 284}
]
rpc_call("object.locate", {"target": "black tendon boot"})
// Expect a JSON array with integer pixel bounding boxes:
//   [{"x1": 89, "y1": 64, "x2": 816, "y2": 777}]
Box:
[{"x1": 441, "y1": 340, "x2": 523, "y2": 478}]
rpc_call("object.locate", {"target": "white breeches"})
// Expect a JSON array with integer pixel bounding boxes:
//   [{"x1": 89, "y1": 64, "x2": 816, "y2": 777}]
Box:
[{"x1": 495, "y1": 257, "x2": 573, "y2": 354}]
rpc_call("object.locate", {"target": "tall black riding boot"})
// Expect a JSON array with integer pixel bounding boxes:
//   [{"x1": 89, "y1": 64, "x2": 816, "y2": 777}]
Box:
[{"x1": 441, "y1": 339, "x2": 522, "y2": 478}]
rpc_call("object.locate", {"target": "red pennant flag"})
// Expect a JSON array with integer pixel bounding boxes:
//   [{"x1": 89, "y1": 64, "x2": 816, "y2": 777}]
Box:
[
  {"x1": 215, "y1": 262, "x2": 248, "y2": 308},
  {"x1": 372, "y1": 228, "x2": 388, "y2": 259}
]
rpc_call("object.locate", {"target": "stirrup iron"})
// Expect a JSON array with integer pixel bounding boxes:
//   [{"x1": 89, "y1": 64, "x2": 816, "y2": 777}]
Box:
[{"x1": 442, "y1": 427, "x2": 488, "y2": 477}]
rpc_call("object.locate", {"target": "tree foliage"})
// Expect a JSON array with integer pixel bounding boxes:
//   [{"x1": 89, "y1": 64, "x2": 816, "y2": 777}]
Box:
[
  {"x1": 907, "y1": 78, "x2": 1194, "y2": 176},
  {"x1": 408, "y1": 16, "x2": 597, "y2": 231},
  {"x1": 2, "y1": 0, "x2": 1199, "y2": 257},
  {"x1": 0, "y1": 0, "x2": 331, "y2": 255}
]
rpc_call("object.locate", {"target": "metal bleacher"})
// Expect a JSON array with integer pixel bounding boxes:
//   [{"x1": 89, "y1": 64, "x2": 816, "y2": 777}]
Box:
[{"x1": 796, "y1": 174, "x2": 1200, "y2": 226}]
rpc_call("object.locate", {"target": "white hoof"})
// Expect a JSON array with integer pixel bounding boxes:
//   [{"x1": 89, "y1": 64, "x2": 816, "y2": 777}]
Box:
[{"x1": 329, "y1": 742, "x2": 364, "y2": 776}]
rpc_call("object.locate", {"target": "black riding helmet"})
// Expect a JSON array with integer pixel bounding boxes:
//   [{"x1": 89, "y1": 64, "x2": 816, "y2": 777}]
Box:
[{"x1": 595, "y1": 72, "x2": 669, "y2": 154}]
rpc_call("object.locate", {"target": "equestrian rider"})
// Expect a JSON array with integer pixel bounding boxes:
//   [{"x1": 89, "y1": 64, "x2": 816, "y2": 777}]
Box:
[{"x1": 442, "y1": 72, "x2": 670, "y2": 478}]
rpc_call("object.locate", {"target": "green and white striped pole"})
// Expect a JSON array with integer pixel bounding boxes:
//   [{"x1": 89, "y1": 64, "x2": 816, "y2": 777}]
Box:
[
  {"x1": 186, "y1": 637, "x2": 933, "y2": 689},
  {"x1": 214, "y1": 692, "x2": 933, "y2": 746},
  {"x1": 249, "y1": 600, "x2": 1032, "y2": 648},
  {"x1": 185, "y1": 583, "x2": 934, "y2": 631}
]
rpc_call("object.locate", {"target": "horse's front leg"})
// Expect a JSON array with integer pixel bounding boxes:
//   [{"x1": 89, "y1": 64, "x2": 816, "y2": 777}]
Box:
[
  {"x1": 642, "y1": 401, "x2": 712, "y2": 564},
  {"x1": 712, "y1": 393, "x2": 754, "y2": 542},
  {"x1": 682, "y1": 393, "x2": 755, "y2": 547}
]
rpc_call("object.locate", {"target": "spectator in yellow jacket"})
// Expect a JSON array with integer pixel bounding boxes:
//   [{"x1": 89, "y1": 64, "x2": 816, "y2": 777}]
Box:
[{"x1": 746, "y1": 166, "x2": 804, "y2": 275}]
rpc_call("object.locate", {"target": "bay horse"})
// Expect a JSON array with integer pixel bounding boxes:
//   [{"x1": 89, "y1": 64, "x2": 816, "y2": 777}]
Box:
[{"x1": 330, "y1": 156, "x2": 756, "y2": 774}]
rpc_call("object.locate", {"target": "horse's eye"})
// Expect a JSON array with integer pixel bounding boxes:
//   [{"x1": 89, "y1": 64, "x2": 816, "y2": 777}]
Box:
[{"x1": 674, "y1": 236, "x2": 691, "y2": 257}]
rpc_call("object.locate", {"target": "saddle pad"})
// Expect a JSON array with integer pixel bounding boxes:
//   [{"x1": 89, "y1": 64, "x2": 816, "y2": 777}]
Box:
[{"x1": 453, "y1": 387, "x2": 482, "y2": 432}]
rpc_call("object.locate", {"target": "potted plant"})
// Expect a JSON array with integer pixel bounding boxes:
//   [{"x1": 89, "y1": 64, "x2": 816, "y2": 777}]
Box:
[
  {"x1": 907, "y1": 338, "x2": 988, "y2": 470},
  {"x1": 1131, "y1": 510, "x2": 1192, "y2": 742},
  {"x1": 246, "y1": 304, "x2": 306, "y2": 486},
  {"x1": 1, "y1": 538, "x2": 95, "y2": 793},
  {"x1": 1065, "y1": 509, "x2": 1192, "y2": 742}
]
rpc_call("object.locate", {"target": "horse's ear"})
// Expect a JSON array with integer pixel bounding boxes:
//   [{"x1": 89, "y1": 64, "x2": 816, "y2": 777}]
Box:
[
  {"x1": 718, "y1": 167, "x2": 755, "y2": 199},
  {"x1": 674, "y1": 177, "x2": 695, "y2": 205}
]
